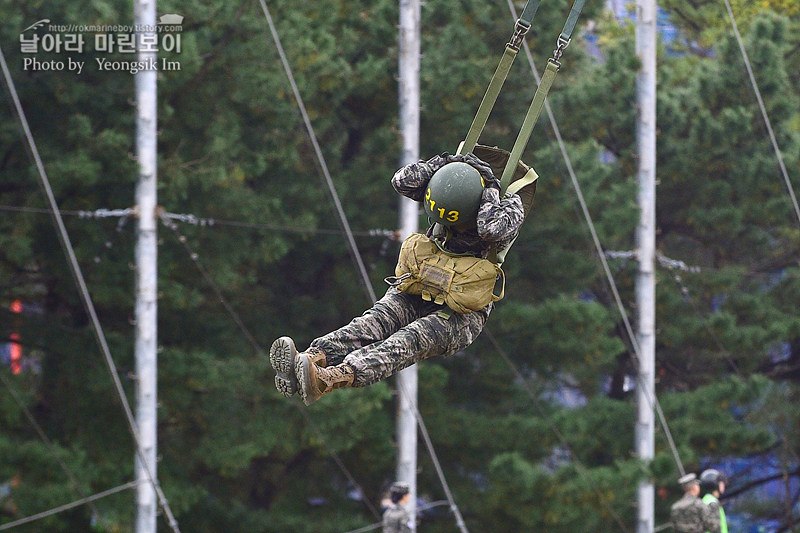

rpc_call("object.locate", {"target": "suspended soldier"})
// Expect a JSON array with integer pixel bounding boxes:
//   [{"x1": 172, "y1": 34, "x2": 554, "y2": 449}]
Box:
[
  {"x1": 382, "y1": 482, "x2": 413, "y2": 533},
  {"x1": 700, "y1": 469, "x2": 728, "y2": 533},
  {"x1": 270, "y1": 152, "x2": 525, "y2": 405},
  {"x1": 670, "y1": 473, "x2": 718, "y2": 533}
]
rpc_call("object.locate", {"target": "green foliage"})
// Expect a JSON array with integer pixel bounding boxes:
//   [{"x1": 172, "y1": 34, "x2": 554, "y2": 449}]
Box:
[{"x1": 1, "y1": 1, "x2": 799, "y2": 532}]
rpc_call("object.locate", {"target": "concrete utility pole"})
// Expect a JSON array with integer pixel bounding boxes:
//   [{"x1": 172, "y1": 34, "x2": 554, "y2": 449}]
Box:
[
  {"x1": 134, "y1": 0, "x2": 158, "y2": 532},
  {"x1": 634, "y1": 0, "x2": 657, "y2": 532},
  {"x1": 396, "y1": 0, "x2": 421, "y2": 528}
]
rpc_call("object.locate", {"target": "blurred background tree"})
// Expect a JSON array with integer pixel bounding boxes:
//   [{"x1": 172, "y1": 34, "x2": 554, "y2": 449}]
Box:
[{"x1": 0, "y1": 0, "x2": 798, "y2": 531}]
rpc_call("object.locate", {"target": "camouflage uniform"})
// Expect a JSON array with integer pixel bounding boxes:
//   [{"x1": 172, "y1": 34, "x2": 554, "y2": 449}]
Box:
[
  {"x1": 382, "y1": 503, "x2": 413, "y2": 533},
  {"x1": 670, "y1": 493, "x2": 718, "y2": 533},
  {"x1": 391, "y1": 153, "x2": 523, "y2": 258},
  {"x1": 308, "y1": 153, "x2": 525, "y2": 387},
  {"x1": 701, "y1": 494, "x2": 724, "y2": 533}
]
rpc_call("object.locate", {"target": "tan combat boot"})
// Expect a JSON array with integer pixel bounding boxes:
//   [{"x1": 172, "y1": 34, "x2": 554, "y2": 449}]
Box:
[
  {"x1": 269, "y1": 337, "x2": 326, "y2": 397},
  {"x1": 295, "y1": 355, "x2": 354, "y2": 406}
]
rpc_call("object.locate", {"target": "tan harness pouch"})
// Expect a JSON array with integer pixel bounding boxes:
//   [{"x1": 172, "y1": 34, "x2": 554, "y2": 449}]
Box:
[{"x1": 387, "y1": 233, "x2": 505, "y2": 314}]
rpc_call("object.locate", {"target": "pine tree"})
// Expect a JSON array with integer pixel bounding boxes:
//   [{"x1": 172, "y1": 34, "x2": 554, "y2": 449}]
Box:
[{"x1": 1, "y1": 1, "x2": 799, "y2": 532}]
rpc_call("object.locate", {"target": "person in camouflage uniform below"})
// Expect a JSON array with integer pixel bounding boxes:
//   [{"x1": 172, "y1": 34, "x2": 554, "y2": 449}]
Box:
[
  {"x1": 382, "y1": 482, "x2": 413, "y2": 533},
  {"x1": 270, "y1": 152, "x2": 525, "y2": 405},
  {"x1": 700, "y1": 469, "x2": 727, "y2": 533},
  {"x1": 670, "y1": 473, "x2": 719, "y2": 533}
]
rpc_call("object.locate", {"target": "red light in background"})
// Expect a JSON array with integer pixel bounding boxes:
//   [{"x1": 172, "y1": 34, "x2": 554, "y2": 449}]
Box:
[{"x1": 10, "y1": 300, "x2": 22, "y2": 375}]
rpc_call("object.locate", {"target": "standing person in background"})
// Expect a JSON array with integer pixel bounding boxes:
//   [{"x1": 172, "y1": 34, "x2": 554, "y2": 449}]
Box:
[
  {"x1": 700, "y1": 469, "x2": 728, "y2": 533},
  {"x1": 670, "y1": 473, "x2": 718, "y2": 533},
  {"x1": 383, "y1": 481, "x2": 413, "y2": 533}
]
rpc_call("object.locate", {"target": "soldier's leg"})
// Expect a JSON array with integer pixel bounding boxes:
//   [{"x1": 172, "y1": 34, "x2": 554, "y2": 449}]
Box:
[
  {"x1": 294, "y1": 291, "x2": 443, "y2": 405},
  {"x1": 343, "y1": 304, "x2": 491, "y2": 387},
  {"x1": 281, "y1": 288, "x2": 426, "y2": 403},
  {"x1": 308, "y1": 287, "x2": 422, "y2": 366},
  {"x1": 270, "y1": 336, "x2": 327, "y2": 397}
]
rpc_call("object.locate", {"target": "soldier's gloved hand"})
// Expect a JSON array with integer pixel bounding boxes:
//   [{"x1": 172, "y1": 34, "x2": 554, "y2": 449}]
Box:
[
  {"x1": 424, "y1": 153, "x2": 453, "y2": 173},
  {"x1": 446, "y1": 152, "x2": 500, "y2": 190}
]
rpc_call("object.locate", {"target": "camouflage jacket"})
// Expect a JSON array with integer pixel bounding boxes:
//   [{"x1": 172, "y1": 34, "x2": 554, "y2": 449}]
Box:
[
  {"x1": 382, "y1": 504, "x2": 412, "y2": 533},
  {"x1": 670, "y1": 493, "x2": 718, "y2": 533},
  {"x1": 702, "y1": 493, "x2": 724, "y2": 533},
  {"x1": 391, "y1": 153, "x2": 525, "y2": 259}
]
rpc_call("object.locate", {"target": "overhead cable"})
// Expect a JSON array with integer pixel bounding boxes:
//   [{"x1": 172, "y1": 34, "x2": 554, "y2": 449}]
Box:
[
  {"x1": 0, "y1": 205, "x2": 136, "y2": 219},
  {"x1": 0, "y1": 371, "x2": 100, "y2": 521},
  {"x1": 158, "y1": 214, "x2": 381, "y2": 520},
  {"x1": 0, "y1": 204, "x2": 401, "y2": 240},
  {"x1": 394, "y1": 378, "x2": 470, "y2": 533},
  {"x1": 605, "y1": 250, "x2": 702, "y2": 273},
  {"x1": 159, "y1": 211, "x2": 265, "y2": 354},
  {"x1": 256, "y1": 0, "x2": 376, "y2": 304},
  {"x1": 483, "y1": 328, "x2": 632, "y2": 532},
  {"x1": 720, "y1": 0, "x2": 800, "y2": 228},
  {"x1": 0, "y1": 42, "x2": 181, "y2": 533},
  {"x1": 503, "y1": 0, "x2": 686, "y2": 478},
  {"x1": 0, "y1": 481, "x2": 140, "y2": 531}
]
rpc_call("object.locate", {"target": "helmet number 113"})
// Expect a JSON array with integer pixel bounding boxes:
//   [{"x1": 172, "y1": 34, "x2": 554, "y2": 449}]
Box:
[{"x1": 426, "y1": 187, "x2": 460, "y2": 223}]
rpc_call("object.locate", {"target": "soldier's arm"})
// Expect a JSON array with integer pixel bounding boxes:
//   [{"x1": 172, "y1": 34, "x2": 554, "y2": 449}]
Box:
[
  {"x1": 401, "y1": 511, "x2": 413, "y2": 533},
  {"x1": 391, "y1": 154, "x2": 450, "y2": 201},
  {"x1": 476, "y1": 187, "x2": 525, "y2": 242},
  {"x1": 704, "y1": 501, "x2": 721, "y2": 533}
]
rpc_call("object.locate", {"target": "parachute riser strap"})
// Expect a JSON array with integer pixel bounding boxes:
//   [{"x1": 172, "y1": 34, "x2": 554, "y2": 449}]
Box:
[
  {"x1": 499, "y1": 0, "x2": 587, "y2": 191},
  {"x1": 458, "y1": 0, "x2": 542, "y2": 155},
  {"x1": 560, "y1": 0, "x2": 587, "y2": 43},
  {"x1": 508, "y1": 20, "x2": 531, "y2": 52},
  {"x1": 550, "y1": 36, "x2": 571, "y2": 67},
  {"x1": 511, "y1": 0, "x2": 543, "y2": 47},
  {"x1": 552, "y1": 0, "x2": 586, "y2": 61},
  {"x1": 500, "y1": 60, "x2": 558, "y2": 192},
  {"x1": 460, "y1": 47, "x2": 518, "y2": 155}
]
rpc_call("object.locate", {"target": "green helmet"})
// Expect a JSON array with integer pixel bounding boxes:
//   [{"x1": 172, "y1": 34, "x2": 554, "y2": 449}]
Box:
[
  {"x1": 700, "y1": 469, "x2": 727, "y2": 493},
  {"x1": 424, "y1": 162, "x2": 485, "y2": 227}
]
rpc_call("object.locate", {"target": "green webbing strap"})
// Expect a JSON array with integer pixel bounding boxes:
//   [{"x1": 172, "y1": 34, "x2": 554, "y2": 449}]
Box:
[
  {"x1": 460, "y1": 48, "x2": 517, "y2": 155},
  {"x1": 499, "y1": 0, "x2": 588, "y2": 193},
  {"x1": 458, "y1": 0, "x2": 543, "y2": 155},
  {"x1": 518, "y1": 0, "x2": 543, "y2": 25},
  {"x1": 488, "y1": 167, "x2": 538, "y2": 266},
  {"x1": 560, "y1": 0, "x2": 588, "y2": 42},
  {"x1": 507, "y1": 167, "x2": 539, "y2": 197},
  {"x1": 499, "y1": 60, "x2": 559, "y2": 192},
  {"x1": 493, "y1": 235, "x2": 518, "y2": 266}
]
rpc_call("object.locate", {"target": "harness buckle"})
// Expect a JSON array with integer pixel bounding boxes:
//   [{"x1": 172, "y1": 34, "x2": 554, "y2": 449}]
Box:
[
  {"x1": 384, "y1": 272, "x2": 412, "y2": 287},
  {"x1": 551, "y1": 35, "x2": 571, "y2": 63},
  {"x1": 507, "y1": 20, "x2": 531, "y2": 51}
]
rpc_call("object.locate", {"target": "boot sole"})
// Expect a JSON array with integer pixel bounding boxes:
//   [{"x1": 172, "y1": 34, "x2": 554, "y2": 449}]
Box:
[{"x1": 270, "y1": 337, "x2": 297, "y2": 397}]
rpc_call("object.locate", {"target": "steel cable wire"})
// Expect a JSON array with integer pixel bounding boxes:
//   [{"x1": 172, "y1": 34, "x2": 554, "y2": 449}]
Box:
[
  {"x1": 0, "y1": 42, "x2": 181, "y2": 533},
  {"x1": 503, "y1": 0, "x2": 686, "y2": 478}
]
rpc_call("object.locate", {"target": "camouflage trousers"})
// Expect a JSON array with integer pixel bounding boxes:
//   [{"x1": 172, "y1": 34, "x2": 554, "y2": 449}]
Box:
[{"x1": 309, "y1": 287, "x2": 491, "y2": 387}]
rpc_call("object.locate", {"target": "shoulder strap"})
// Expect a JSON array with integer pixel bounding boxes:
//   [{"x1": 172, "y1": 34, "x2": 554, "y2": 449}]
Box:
[
  {"x1": 457, "y1": 0, "x2": 543, "y2": 155},
  {"x1": 506, "y1": 166, "x2": 538, "y2": 197},
  {"x1": 499, "y1": 0, "x2": 588, "y2": 193},
  {"x1": 458, "y1": 0, "x2": 589, "y2": 264}
]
